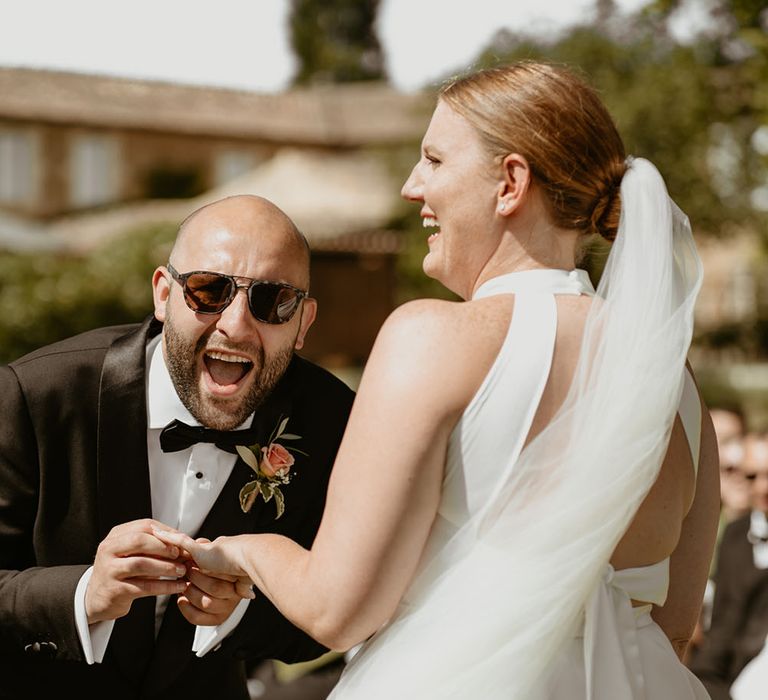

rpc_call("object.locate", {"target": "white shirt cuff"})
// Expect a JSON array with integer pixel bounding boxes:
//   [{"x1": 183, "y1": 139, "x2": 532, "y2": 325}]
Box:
[
  {"x1": 74, "y1": 567, "x2": 115, "y2": 664},
  {"x1": 192, "y1": 597, "x2": 250, "y2": 657}
]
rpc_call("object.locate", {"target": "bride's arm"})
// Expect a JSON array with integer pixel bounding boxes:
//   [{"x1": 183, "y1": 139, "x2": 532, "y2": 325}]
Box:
[
  {"x1": 158, "y1": 299, "x2": 499, "y2": 650},
  {"x1": 651, "y1": 389, "x2": 720, "y2": 659}
]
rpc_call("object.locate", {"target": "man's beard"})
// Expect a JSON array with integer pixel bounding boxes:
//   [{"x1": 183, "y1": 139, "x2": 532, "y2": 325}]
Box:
[{"x1": 163, "y1": 315, "x2": 294, "y2": 431}]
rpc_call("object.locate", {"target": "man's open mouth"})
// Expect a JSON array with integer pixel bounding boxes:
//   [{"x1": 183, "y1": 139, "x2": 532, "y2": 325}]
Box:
[{"x1": 203, "y1": 350, "x2": 254, "y2": 387}]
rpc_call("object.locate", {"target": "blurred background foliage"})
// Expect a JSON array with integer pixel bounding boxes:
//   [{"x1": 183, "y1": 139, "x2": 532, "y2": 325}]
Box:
[
  {"x1": 0, "y1": 223, "x2": 175, "y2": 362},
  {"x1": 290, "y1": 0, "x2": 387, "y2": 85},
  {"x1": 2, "y1": 0, "x2": 768, "y2": 422}
]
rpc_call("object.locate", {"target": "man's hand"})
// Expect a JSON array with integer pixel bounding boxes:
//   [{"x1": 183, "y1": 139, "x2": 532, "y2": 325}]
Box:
[
  {"x1": 176, "y1": 566, "x2": 253, "y2": 626},
  {"x1": 85, "y1": 518, "x2": 188, "y2": 624}
]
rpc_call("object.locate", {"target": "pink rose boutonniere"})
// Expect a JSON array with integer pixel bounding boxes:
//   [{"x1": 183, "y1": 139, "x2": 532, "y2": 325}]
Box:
[{"x1": 236, "y1": 416, "x2": 307, "y2": 519}]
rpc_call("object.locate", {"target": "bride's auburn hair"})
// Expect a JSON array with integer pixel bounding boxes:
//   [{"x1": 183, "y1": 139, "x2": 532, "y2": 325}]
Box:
[{"x1": 440, "y1": 61, "x2": 626, "y2": 242}]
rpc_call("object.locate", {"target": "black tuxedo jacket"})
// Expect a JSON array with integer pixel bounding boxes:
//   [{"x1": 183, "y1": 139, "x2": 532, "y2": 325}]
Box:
[
  {"x1": 0, "y1": 317, "x2": 355, "y2": 700},
  {"x1": 689, "y1": 513, "x2": 768, "y2": 700}
]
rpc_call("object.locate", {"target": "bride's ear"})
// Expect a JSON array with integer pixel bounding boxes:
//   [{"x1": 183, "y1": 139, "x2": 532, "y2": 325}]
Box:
[{"x1": 496, "y1": 153, "x2": 532, "y2": 216}]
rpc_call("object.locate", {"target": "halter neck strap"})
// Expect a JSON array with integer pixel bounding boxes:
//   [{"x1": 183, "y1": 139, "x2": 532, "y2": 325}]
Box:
[{"x1": 473, "y1": 268, "x2": 595, "y2": 300}]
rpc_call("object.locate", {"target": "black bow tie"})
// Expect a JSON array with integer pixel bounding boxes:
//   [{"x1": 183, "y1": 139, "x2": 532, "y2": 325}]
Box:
[{"x1": 159, "y1": 419, "x2": 258, "y2": 454}]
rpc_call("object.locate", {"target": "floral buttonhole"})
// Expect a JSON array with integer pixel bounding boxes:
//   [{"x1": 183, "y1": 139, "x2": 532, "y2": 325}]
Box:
[{"x1": 236, "y1": 415, "x2": 307, "y2": 519}]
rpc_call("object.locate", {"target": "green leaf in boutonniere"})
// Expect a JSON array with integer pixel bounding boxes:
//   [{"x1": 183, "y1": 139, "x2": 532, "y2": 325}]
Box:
[
  {"x1": 236, "y1": 416, "x2": 306, "y2": 519},
  {"x1": 239, "y1": 480, "x2": 260, "y2": 513}
]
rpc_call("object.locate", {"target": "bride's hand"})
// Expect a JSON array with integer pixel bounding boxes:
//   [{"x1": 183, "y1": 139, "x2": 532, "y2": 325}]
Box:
[{"x1": 152, "y1": 527, "x2": 250, "y2": 589}]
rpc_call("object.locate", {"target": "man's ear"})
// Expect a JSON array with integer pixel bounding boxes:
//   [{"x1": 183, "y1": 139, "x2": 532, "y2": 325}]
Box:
[
  {"x1": 152, "y1": 267, "x2": 171, "y2": 322},
  {"x1": 293, "y1": 298, "x2": 318, "y2": 351},
  {"x1": 496, "y1": 152, "x2": 532, "y2": 216}
]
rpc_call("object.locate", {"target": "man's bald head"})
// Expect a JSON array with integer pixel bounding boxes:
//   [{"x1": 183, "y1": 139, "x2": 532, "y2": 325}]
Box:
[
  {"x1": 170, "y1": 195, "x2": 311, "y2": 288},
  {"x1": 153, "y1": 194, "x2": 318, "y2": 430}
]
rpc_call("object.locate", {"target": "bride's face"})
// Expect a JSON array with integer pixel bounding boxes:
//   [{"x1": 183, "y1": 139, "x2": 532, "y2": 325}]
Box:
[{"x1": 401, "y1": 100, "x2": 502, "y2": 298}]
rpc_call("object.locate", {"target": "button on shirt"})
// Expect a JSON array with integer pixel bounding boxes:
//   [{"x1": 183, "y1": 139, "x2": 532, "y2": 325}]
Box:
[{"x1": 74, "y1": 335, "x2": 251, "y2": 662}]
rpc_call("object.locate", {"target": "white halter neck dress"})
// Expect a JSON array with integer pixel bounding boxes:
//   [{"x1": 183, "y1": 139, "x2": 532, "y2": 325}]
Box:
[{"x1": 333, "y1": 268, "x2": 709, "y2": 699}]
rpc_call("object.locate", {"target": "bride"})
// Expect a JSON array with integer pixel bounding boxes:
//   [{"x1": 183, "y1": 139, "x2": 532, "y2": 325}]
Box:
[{"x1": 155, "y1": 61, "x2": 720, "y2": 698}]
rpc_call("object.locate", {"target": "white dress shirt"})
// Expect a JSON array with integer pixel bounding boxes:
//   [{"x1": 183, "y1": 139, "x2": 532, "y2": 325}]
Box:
[
  {"x1": 729, "y1": 511, "x2": 768, "y2": 699},
  {"x1": 75, "y1": 335, "x2": 251, "y2": 662},
  {"x1": 731, "y1": 634, "x2": 768, "y2": 700},
  {"x1": 750, "y1": 510, "x2": 768, "y2": 569}
]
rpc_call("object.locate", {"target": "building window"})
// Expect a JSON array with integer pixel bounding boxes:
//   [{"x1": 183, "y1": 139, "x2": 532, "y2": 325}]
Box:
[
  {"x1": 143, "y1": 165, "x2": 203, "y2": 199},
  {"x1": 69, "y1": 134, "x2": 120, "y2": 207},
  {"x1": 213, "y1": 149, "x2": 257, "y2": 187},
  {"x1": 0, "y1": 128, "x2": 40, "y2": 206}
]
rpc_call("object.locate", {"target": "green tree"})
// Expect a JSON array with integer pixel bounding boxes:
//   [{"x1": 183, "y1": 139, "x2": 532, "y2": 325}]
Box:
[
  {"x1": 0, "y1": 222, "x2": 176, "y2": 363},
  {"x1": 289, "y1": 0, "x2": 387, "y2": 85},
  {"x1": 468, "y1": 0, "x2": 765, "y2": 235}
]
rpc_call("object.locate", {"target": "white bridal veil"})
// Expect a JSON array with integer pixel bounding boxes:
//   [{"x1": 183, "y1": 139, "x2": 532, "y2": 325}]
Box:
[{"x1": 328, "y1": 158, "x2": 704, "y2": 699}]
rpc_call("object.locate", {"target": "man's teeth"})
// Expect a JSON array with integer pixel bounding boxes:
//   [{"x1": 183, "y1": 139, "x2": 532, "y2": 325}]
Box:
[
  {"x1": 422, "y1": 217, "x2": 440, "y2": 229},
  {"x1": 206, "y1": 351, "x2": 250, "y2": 363}
]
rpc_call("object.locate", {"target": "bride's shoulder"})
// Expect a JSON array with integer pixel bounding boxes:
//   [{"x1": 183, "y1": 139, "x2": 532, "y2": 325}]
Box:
[
  {"x1": 366, "y1": 298, "x2": 510, "y2": 393},
  {"x1": 377, "y1": 297, "x2": 504, "y2": 344},
  {"x1": 357, "y1": 299, "x2": 499, "y2": 411}
]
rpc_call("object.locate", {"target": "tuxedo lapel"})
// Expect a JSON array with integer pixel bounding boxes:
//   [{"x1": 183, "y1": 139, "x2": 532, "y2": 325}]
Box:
[
  {"x1": 96, "y1": 317, "x2": 158, "y2": 535},
  {"x1": 96, "y1": 316, "x2": 159, "y2": 682}
]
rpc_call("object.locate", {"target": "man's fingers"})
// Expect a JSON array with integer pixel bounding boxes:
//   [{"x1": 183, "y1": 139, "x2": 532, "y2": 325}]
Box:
[
  {"x1": 178, "y1": 582, "x2": 233, "y2": 614},
  {"x1": 152, "y1": 527, "x2": 195, "y2": 551},
  {"x1": 235, "y1": 579, "x2": 256, "y2": 600},
  {"x1": 111, "y1": 555, "x2": 188, "y2": 582},
  {"x1": 189, "y1": 565, "x2": 238, "y2": 583},
  {"x1": 176, "y1": 596, "x2": 229, "y2": 626},
  {"x1": 99, "y1": 529, "x2": 180, "y2": 561},
  {"x1": 151, "y1": 529, "x2": 225, "y2": 575},
  {"x1": 187, "y1": 566, "x2": 239, "y2": 588},
  {"x1": 127, "y1": 577, "x2": 188, "y2": 597}
]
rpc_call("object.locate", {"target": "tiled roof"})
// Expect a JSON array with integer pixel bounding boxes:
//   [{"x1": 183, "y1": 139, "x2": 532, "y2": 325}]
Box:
[{"x1": 0, "y1": 67, "x2": 432, "y2": 146}]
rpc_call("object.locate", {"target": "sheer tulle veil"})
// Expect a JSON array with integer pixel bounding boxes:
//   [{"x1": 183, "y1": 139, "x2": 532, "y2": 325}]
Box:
[{"x1": 328, "y1": 158, "x2": 703, "y2": 699}]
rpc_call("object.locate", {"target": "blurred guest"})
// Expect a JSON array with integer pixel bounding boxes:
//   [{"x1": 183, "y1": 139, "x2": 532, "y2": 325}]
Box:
[
  {"x1": 711, "y1": 406, "x2": 750, "y2": 524},
  {"x1": 685, "y1": 405, "x2": 750, "y2": 664},
  {"x1": 710, "y1": 406, "x2": 744, "y2": 446},
  {"x1": 689, "y1": 432, "x2": 768, "y2": 699}
]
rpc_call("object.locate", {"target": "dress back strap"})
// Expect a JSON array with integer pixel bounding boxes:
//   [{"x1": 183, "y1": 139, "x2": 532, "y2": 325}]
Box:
[
  {"x1": 677, "y1": 368, "x2": 701, "y2": 475},
  {"x1": 473, "y1": 292, "x2": 558, "y2": 521}
]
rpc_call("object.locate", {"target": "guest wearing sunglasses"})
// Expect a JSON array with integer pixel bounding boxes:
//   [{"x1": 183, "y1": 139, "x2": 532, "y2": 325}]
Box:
[
  {"x1": 690, "y1": 431, "x2": 768, "y2": 699},
  {"x1": 0, "y1": 194, "x2": 355, "y2": 699}
]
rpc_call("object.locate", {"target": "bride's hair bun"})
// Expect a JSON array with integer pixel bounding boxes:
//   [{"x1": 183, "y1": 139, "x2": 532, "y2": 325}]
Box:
[
  {"x1": 590, "y1": 160, "x2": 627, "y2": 242},
  {"x1": 440, "y1": 61, "x2": 627, "y2": 242}
]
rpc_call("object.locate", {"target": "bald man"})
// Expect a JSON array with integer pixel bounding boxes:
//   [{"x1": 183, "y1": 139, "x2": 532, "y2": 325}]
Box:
[{"x1": 0, "y1": 196, "x2": 355, "y2": 699}]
